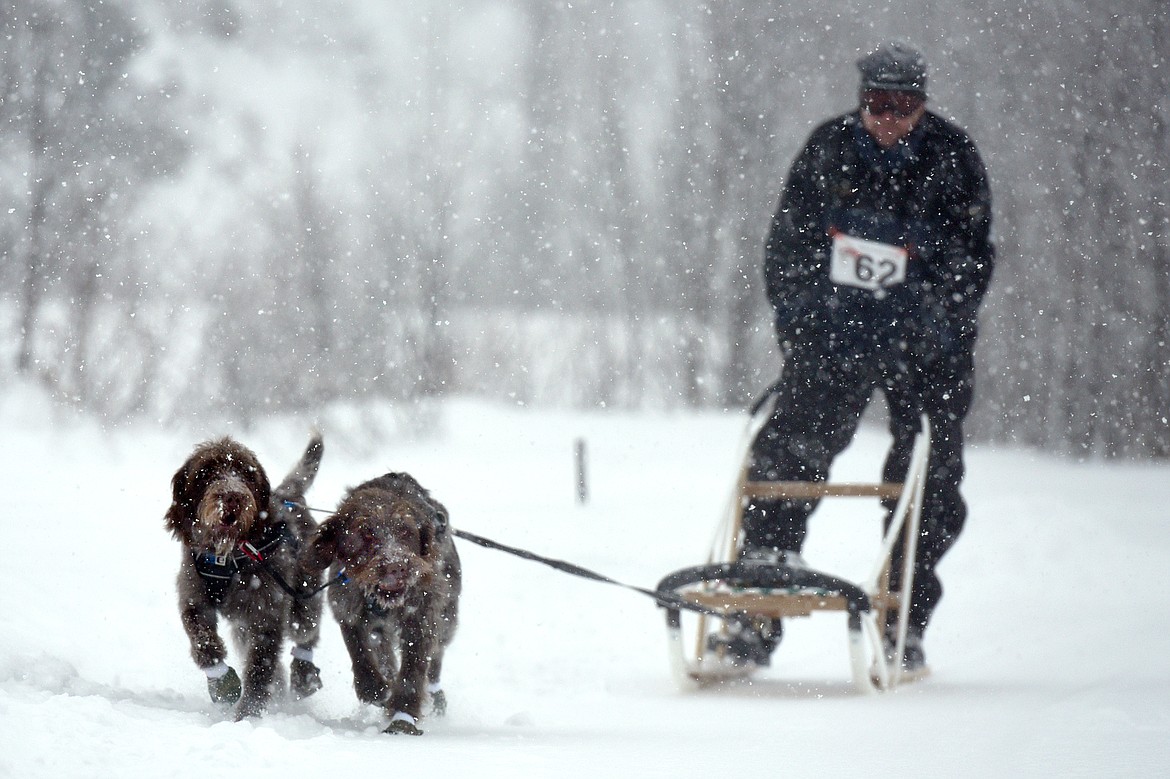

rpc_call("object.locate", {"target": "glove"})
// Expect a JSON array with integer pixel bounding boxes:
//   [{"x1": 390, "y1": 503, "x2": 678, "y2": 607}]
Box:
[
  {"x1": 916, "y1": 301, "x2": 961, "y2": 362},
  {"x1": 771, "y1": 284, "x2": 826, "y2": 347}
]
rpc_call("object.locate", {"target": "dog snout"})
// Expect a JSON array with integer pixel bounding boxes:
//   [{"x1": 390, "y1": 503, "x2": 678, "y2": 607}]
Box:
[
  {"x1": 379, "y1": 559, "x2": 412, "y2": 592},
  {"x1": 218, "y1": 492, "x2": 249, "y2": 524}
]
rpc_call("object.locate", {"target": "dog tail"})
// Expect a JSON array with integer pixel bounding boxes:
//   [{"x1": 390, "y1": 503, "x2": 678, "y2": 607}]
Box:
[{"x1": 273, "y1": 430, "x2": 324, "y2": 502}]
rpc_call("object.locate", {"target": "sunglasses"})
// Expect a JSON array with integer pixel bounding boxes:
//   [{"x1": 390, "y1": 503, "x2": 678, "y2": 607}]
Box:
[{"x1": 861, "y1": 90, "x2": 925, "y2": 118}]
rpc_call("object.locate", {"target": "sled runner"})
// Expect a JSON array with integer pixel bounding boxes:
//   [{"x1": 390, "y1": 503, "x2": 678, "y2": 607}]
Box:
[{"x1": 655, "y1": 408, "x2": 931, "y2": 693}]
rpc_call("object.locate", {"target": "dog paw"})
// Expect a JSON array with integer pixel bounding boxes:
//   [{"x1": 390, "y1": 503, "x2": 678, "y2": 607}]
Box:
[
  {"x1": 430, "y1": 689, "x2": 447, "y2": 717},
  {"x1": 290, "y1": 658, "x2": 323, "y2": 700},
  {"x1": 207, "y1": 667, "x2": 242, "y2": 704},
  {"x1": 384, "y1": 713, "x2": 424, "y2": 736},
  {"x1": 233, "y1": 696, "x2": 267, "y2": 721}
]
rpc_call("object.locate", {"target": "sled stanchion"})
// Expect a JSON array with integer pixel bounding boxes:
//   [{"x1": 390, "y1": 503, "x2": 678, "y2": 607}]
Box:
[
  {"x1": 657, "y1": 414, "x2": 931, "y2": 693},
  {"x1": 848, "y1": 611, "x2": 877, "y2": 695},
  {"x1": 861, "y1": 613, "x2": 889, "y2": 691},
  {"x1": 888, "y1": 423, "x2": 930, "y2": 687}
]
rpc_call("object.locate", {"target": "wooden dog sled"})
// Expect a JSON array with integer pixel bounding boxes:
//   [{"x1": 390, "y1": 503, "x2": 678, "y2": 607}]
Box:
[{"x1": 655, "y1": 411, "x2": 931, "y2": 693}]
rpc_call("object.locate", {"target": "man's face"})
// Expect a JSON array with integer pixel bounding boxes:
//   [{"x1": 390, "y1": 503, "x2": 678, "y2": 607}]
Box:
[{"x1": 860, "y1": 89, "x2": 926, "y2": 149}]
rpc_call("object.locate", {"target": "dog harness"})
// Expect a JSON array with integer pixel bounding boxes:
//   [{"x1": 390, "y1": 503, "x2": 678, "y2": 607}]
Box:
[{"x1": 193, "y1": 522, "x2": 294, "y2": 604}]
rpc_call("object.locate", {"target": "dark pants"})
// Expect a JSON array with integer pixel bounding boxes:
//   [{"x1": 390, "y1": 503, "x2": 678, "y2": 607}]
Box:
[{"x1": 742, "y1": 332, "x2": 974, "y2": 636}]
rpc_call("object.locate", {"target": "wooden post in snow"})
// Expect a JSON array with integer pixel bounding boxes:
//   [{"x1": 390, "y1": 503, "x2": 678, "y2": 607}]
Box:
[{"x1": 575, "y1": 437, "x2": 588, "y2": 505}]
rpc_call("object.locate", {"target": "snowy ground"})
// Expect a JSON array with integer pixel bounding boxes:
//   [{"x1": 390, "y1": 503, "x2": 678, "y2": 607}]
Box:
[{"x1": 1, "y1": 388, "x2": 1168, "y2": 777}]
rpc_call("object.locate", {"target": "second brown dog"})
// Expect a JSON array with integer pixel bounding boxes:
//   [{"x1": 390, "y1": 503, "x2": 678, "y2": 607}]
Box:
[{"x1": 301, "y1": 472, "x2": 460, "y2": 735}]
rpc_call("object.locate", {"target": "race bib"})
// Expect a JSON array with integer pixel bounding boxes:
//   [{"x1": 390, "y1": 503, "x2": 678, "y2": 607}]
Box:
[{"x1": 829, "y1": 232, "x2": 909, "y2": 294}]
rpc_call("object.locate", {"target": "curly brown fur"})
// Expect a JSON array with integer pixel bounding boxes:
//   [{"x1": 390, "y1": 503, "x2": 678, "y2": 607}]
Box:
[
  {"x1": 166, "y1": 433, "x2": 326, "y2": 720},
  {"x1": 300, "y1": 472, "x2": 461, "y2": 735}
]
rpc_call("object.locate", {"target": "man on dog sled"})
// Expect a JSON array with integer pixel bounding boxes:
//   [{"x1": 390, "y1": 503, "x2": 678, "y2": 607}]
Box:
[{"x1": 714, "y1": 42, "x2": 995, "y2": 677}]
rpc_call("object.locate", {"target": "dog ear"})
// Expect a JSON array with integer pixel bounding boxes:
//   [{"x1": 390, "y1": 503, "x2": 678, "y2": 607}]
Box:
[
  {"x1": 429, "y1": 499, "x2": 450, "y2": 536},
  {"x1": 164, "y1": 459, "x2": 196, "y2": 537},
  {"x1": 300, "y1": 516, "x2": 344, "y2": 573},
  {"x1": 419, "y1": 500, "x2": 449, "y2": 558}
]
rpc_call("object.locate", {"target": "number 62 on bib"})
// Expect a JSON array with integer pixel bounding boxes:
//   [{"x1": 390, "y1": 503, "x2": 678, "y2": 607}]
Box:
[{"x1": 829, "y1": 232, "x2": 909, "y2": 295}]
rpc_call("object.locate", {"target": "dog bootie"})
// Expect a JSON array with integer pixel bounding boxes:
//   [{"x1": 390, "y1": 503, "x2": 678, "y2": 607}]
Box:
[
  {"x1": 206, "y1": 666, "x2": 242, "y2": 704},
  {"x1": 385, "y1": 711, "x2": 424, "y2": 736},
  {"x1": 290, "y1": 657, "x2": 323, "y2": 699}
]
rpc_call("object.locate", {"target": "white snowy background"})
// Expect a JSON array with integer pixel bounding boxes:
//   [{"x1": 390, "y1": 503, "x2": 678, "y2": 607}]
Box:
[
  {"x1": 1, "y1": 384, "x2": 1167, "y2": 777},
  {"x1": 2, "y1": 2, "x2": 1167, "y2": 776}
]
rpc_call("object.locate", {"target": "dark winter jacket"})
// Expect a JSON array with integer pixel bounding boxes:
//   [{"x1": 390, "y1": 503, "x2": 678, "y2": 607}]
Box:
[{"x1": 764, "y1": 110, "x2": 994, "y2": 355}]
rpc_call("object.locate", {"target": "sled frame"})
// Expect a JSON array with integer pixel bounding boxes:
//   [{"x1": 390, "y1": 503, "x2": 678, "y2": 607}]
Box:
[{"x1": 666, "y1": 413, "x2": 931, "y2": 693}]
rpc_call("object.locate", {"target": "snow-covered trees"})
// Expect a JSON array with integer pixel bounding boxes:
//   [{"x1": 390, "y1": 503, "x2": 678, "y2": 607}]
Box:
[
  {"x1": 1, "y1": 0, "x2": 185, "y2": 412},
  {"x1": 0, "y1": 0, "x2": 1165, "y2": 456}
]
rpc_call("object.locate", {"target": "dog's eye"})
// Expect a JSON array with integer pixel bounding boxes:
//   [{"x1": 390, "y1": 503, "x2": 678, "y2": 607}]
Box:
[{"x1": 392, "y1": 524, "x2": 418, "y2": 546}]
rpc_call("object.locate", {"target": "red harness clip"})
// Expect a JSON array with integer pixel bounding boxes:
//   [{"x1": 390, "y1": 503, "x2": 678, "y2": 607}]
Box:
[{"x1": 238, "y1": 541, "x2": 264, "y2": 562}]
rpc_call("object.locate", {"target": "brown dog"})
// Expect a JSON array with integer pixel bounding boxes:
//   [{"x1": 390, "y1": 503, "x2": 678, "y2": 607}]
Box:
[
  {"x1": 165, "y1": 433, "x2": 325, "y2": 720},
  {"x1": 300, "y1": 472, "x2": 461, "y2": 735}
]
